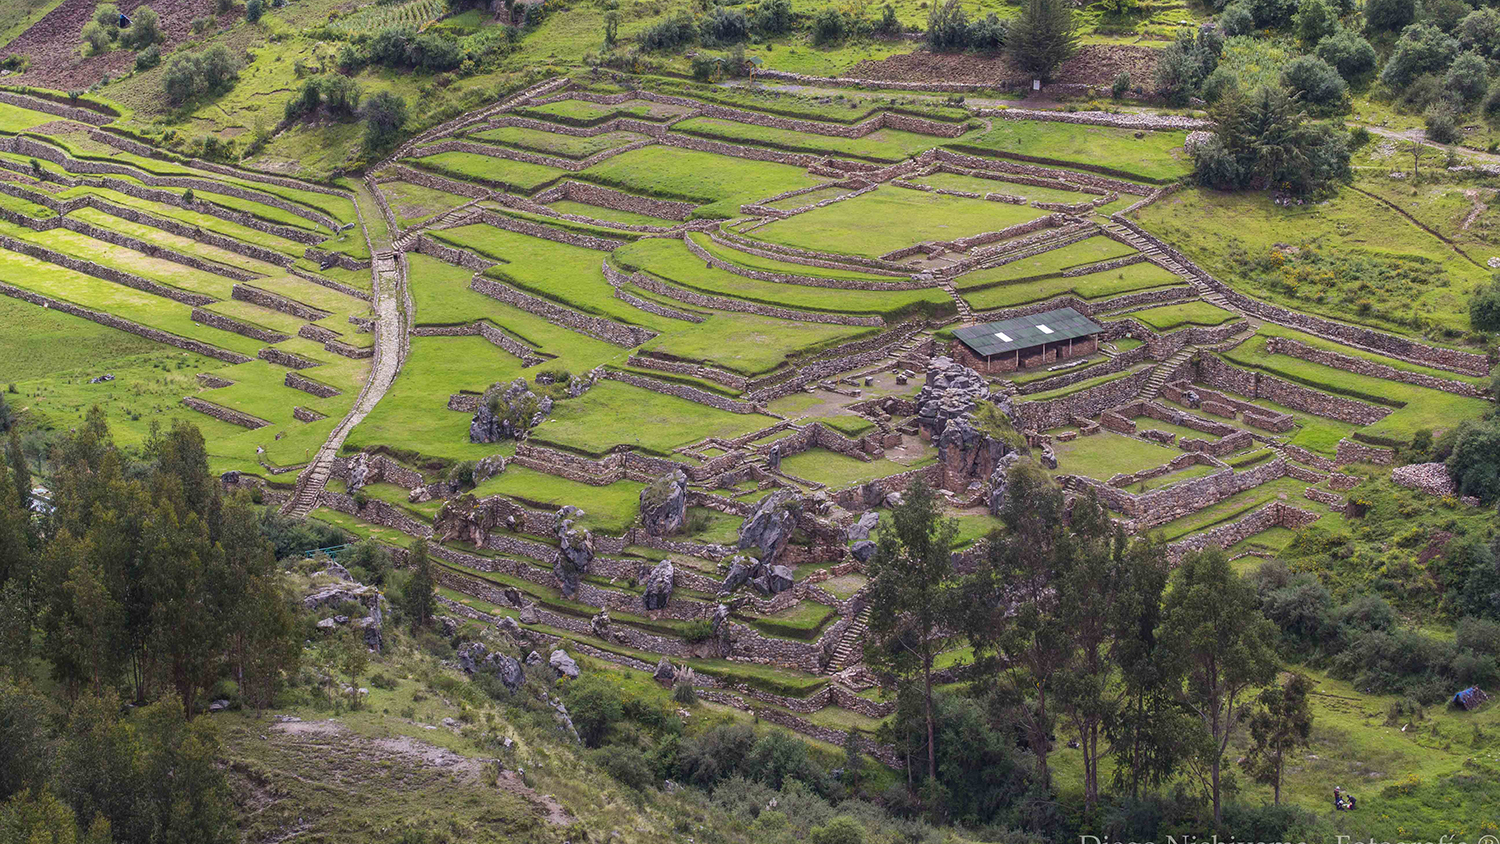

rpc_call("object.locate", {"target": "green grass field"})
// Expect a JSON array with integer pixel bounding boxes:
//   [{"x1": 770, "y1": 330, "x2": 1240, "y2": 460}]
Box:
[
  {"x1": 752, "y1": 186, "x2": 1045, "y2": 257},
  {"x1": 1129, "y1": 300, "x2": 1239, "y2": 330},
  {"x1": 947, "y1": 121, "x2": 1190, "y2": 183},
  {"x1": 532, "y1": 380, "x2": 775, "y2": 457}
]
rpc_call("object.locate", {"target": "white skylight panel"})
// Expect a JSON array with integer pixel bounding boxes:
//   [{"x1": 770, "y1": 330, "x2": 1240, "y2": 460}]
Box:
[
  {"x1": 995, "y1": 331, "x2": 1012, "y2": 342},
  {"x1": 1036, "y1": 324, "x2": 1053, "y2": 334}
]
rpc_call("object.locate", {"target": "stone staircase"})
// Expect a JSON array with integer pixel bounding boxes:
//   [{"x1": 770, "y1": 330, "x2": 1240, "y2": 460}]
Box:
[
  {"x1": 826, "y1": 605, "x2": 872, "y2": 674},
  {"x1": 1140, "y1": 347, "x2": 1195, "y2": 401},
  {"x1": 1105, "y1": 221, "x2": 1235, "y2": 312},
  {"x1": 938, "y1": 278, "x2": 974, "y2": 323},
  {"x1": 391, "y1": 202, "x2": 478, "y2": 253},
  {"x1": 284, "y1": 460, "x2": 331, "y2": 518}
]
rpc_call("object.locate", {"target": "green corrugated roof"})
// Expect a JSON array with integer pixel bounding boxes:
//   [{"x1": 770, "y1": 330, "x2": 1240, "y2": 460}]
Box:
[{"x1": 953, "y1": 307, "x2": 1102, "y2": 358}]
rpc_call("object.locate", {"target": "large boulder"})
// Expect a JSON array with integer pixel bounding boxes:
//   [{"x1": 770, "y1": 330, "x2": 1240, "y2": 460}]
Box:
[
  {"x1": 549, "y1": 649, "x2": 580, "y2": 679},
  {"x1": 710, "y1": 603, "x2": 733, "y2": 655},
  {"x1": 347, "y1": 452, "x2": 371, "y2": 493},
  {"x1": 766, "y1": 443, "x2": 782, "y2": 472},
  {"x1": 914, "y1": 356, "x2": 991, "y2": 440},
  {"x1": 470, "y1": 379, "x2": 552, "y2": 444},
  {"x1": 719, "y1": 555, "x2": 754, "y2": 593},
  {"x1": 457, "y1": 642, "x2": 526, "y2": 692},
  {"x1": 939, "y1": 417, "x2": 1014, "y2": 486},
  {"x1": 653, "y1": 656, "x2": 676, "y2": 685},
  {"x1": 552, "y1": 510, "x2": 594, "y2": 598},
  {"x1": 737, "y1": 489, "x2": 798, "y2": 564},
  {"x1": 845, "y1": 511, "x2": 879, "y2": 543},
  {"x1": 433, "y1": 495, "x2": 496, "y2": 548},
  {"x1": 495, "y1": 654, "x2": 525, "y2": 692},
  {"x1": 851, "y1": 539, "x2": 876, "y2": 562},
  {"x1": 639, "y1": 470, "x2": 688, "y2": 537},
  {"x1": 590, "y1": 611, "x2": 611, "y2": 639},
  {"x1": 767, "y1": 565, "x2": 796, "y2": 594},
  {"x1": 642, "y1": 559, "x2": 675, "y2": 611},
  {"x1": 457, "y1": 641, "x2": 489, "y2": 674}
]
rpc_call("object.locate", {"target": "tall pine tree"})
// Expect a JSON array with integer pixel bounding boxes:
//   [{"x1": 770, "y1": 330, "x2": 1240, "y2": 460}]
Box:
[{"x1": 1007, "y1": 0, "x2": 1078, "y2": 82}]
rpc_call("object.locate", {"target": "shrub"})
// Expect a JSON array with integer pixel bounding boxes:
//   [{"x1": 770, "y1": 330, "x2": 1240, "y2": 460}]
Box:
[
  {"x1": 1400, "y1": 73, "x2": 1445, "y2": 110},
  {"x1": 1221, "y1": 3, "x2": 1255, "y2": 36},
  {"x1": 1316, "y1": 28, "x2": 1377, "y2": 80},
  {"x1": 1425, "y1": 0, "x2": 1470, "y2": 33},
  {"x1": 682, "y1": 618, "x2": 714, "y2": 643},
  {"x1": 1008, "y1": 0, "x2": 1079, "y2": 81},
  {"x1": 640, "y1": 11, "x2": 696, "y2": 51},
  {"x1": 1424, "y1": 105, "x2": 1460, "y2": 143},
  {"x1": 563, "y1": 674, "x2": 625, "y2": 747},
  {"x1": 81, "y1": 21, "x2": 112, "y2": 55},
  {"x1": 1248, "y1": 0, "x2": 1297, "y2": 29},
  {"x1": 162, "y1": 44, "x2": 240, "y2": 105},
  {"x1": 1484, "y1": 81, "x2": 1500, "y2": 126},
  {"x1": 753, "y1": 0, "x2": 793, "y2": 35},
  {"x1": 672, "y1": 679, "x2": 697, "y2": 704},
  {"x1": 1365, "y1": 0, "x2": 1415, "y2": 33},
  {"x1": 134, "y1": 43, "x2": 161, "y2": 70},
  {"x1": 1281, "y1": 54, "x2": 1347, "y2": 110},
  {"x1": 1295, "y1": 0, "x2": 1337, "y2": 48},
  {"x1": 927, "y1": 0, "x2": 972, "y2": 51},
  {"x1": 810, "y1": 817, "x2": 864, "y2": 844},
  {"x1": 319, "y1": 73, "x2": 361, "y2": 117},
  {"x1": 363, "y1": 90, "x2": 407, "y2": 151},
  {"x1": 812, "y1": 7, "x2": 847, "y2": 45},
  {"x1": 1112, "y1": 70, "x2": 1132, "y2": 99},
  {"x1": 876, "y1": 4, "x2": 899, "y2": 35},
  {"x1": 123, "y1": 6, "x2": 162, "y2": 49},
  {"x1": 1444, "y1": 50, "x2": 1489, "y2": 107},
  {"x1": 700, "y1": 6, "x2": 749, "y2": 47},
  {"x1": 594, "y1": 745, "x2": 655, "y2": 789},
  {"x1": 246, "y1": 0, "x2": 263, "y2": 23},
  {"x1": 1458, "y1": 7, "x2": 1500, "y2": 58},
  {"x1": 1381, "y1": 23, "x2": 1459, "y2": 89},
  {"x1": 969, "y1": 12, "x2": 1006, "y2": 50},
  {"x1": 1200, "y1": 65, "x2": 1240, "y2": 103}
]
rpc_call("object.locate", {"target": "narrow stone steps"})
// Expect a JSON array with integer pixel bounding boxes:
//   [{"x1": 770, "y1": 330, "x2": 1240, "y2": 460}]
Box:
[{"x1": 825, "y1": 605, "x2": 873, "y2": 673}]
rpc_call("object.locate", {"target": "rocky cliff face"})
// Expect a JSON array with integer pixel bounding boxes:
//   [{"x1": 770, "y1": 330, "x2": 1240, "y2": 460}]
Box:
[
  {"x1": 470, "y1": 379, "x2": 553, "y2": 444},
  {"x1": 916, "y1": 356, "x2": 1020, "y2": 490},
  {"x1": 552, "y1": 506, "x2": 594, "y2": 597}
]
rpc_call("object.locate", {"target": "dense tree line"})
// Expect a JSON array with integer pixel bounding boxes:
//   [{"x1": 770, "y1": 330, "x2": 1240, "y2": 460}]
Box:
[{"x1": 0, "y1": 411, "x2": 301, "y2": 841}]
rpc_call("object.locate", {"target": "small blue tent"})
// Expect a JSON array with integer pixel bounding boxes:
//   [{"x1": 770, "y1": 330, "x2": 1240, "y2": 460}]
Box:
[{"x1": 1452, "y1": 686, "x2": 1490, "y2": 710}]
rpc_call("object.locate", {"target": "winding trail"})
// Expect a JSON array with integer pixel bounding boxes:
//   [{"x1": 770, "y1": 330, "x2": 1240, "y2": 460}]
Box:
[{"x1": 281, "y1": 198, "x2": 408, "y2": 519}]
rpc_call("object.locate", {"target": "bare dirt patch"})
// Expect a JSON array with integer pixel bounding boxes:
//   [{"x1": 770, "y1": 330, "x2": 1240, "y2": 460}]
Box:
[
  {"x1": 849, "y1": 45, "x2": 1161, "y2": 89},
  {"x1": 1, "y1": 0, "x2": 231, "y2": 91}
]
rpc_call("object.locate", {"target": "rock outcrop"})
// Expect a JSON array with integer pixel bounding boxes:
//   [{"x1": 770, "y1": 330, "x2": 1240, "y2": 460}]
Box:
[
  {"x1": 456, "y1": 641, "x2": 525, "y2": 691},
  {"x1": 550, "y1": 649, "x2": 580, "y2": 679},
  {"x1": 470, "y1": 379, "x2": 552, "y2": 443},
  {"x1": 642, "y1": 559, "x2": 674, "y2": 610},
  {"x1": 552, "y1": 506, "x2": 594, "y2": 597},
  {"x1": 987, "y1": 451, "x2": 1024, "y2": 516},
  {"x1": 719, "y1": 555, "x2": 753, "y2": 593},
  {"x1": 639, "y1": 470, "x2": 688, "y2": 536},
  {"x1": 737, "y1": 489, "x2": 798, "y2": 563}
]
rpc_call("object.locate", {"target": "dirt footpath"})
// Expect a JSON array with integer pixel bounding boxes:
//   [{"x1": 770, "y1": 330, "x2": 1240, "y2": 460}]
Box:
[{"x1": 849, "y1": 44, "x2": 1161, "y2": 89}]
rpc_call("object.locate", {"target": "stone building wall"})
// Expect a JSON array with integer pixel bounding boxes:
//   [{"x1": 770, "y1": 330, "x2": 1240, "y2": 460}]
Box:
[{"x1": 1013, "y1": 367, "x2": 1156, "y2": 431}]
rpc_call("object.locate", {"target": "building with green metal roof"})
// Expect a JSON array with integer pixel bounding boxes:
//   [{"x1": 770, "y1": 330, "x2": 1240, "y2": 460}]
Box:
[{"x1": 951, "y1": 307, "x2": 1103, "y2": 373}]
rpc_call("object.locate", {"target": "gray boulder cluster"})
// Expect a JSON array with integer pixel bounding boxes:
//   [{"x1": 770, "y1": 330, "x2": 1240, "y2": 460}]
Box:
[
  {"x1": 470, "y1": 379, "x2": 553, "y2": 444},
  {"x1": 914, "y1": 356, "x2": 1005, "y2": 441},
  {"x1": 347, "y1": 452, "x2": 371, "y2": 494},
  {"x1": 639, "y1": 470, "x2": 688, "y2": 537},
  {"x1": 719, "y1": 553, "x2": 794, "y2": 596},
  {"x1": 845, "y1": 511, "x2": 880, "y2": 562},
  {"x1": 304, "y1": 574, "x2": 385, "y2": 652},
  {"x1": 552, "y1": 506, "x2": 594, "y2": 597},
  {"x1": 457, "y1": 641, "x2": 526, "y2": 692}
]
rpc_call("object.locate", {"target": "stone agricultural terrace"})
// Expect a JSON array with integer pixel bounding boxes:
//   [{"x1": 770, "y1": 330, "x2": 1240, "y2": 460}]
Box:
[{"x1": 0, "y1": 76, "x2": 1491, "y2": 764}]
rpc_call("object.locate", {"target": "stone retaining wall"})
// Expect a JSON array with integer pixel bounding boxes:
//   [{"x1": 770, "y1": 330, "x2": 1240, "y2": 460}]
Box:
[
  {"x1": 626, "y1": 355, "x2": 749, "y2": 390},
  {"x1": 231, "y1": 284, "x2": 331, "y2": 320},
  {"x1": 293, "y1": 406, "x2": 327, "y2": 422},
  {"x1": 56, "y1": 215, "x2": 257, "y2": 281},
  {"x1": 413, "y1": 234, "x2": 496, "y2": 272},
  {"x1": 602, "y1": 369, "x2": 760, "y2": 413},
  {"x1": 619, "y1": 265, "x2": 884, "y2": 327},
  {"x1": 303, "y1": 247, "x2": 370, "y2": 272},
  {"x1": 1014, "y1": 367, "x2": 1156, "y2": 431},
  {"x1": 322, "y1": 491, "x2": 434, "y2": 538},
  {"x1": 531, "y1": 179, "x2": 695, "y2": 221},
  {"x1": 1165, "y1": 501, "x2": 1321, "y2": 563},
  {"x1": 1074, "y1": 457, "x2": 1289, "y2": 529},
  {"x1": 686, "y1": 233, "x2": 936, "y2": 291},
  {"x1": 1111, "y1": 216, "x2": 1490, "y2": 377},
  {"x1": 0, "y1": 91, "x2": 114, "y2": 125},
  {"x1": 475, "y1": 208, "x2": 625, "y2": 251},
  {"x1": 470, "y1": 275, "x2": 656, "y2": 348},
  {"x1": 713, "y1": 228, "x2": 910, "y2": 275},
  {"x1": 285, "y1": 371, "x2": 341, "y2": 397},
  {"x1": 411, "y1": 320, "x2": 548, "y2": 365},
  {"x1": 1335, "y1": 438, "x2": 1395, "y2": 465},
  {"x1": 1304, "y1": 487, "x2": 1346, "y2": 508},
  {"x1": 258, "y1": 347, "x2": 320, "y2": 370},
  {"x1": 746, "y1": 322, "x2": 926, "y2": 401},
  {"x1": 659, "y1": 132, "x2": 822, "y2": 168},
  {"x1": 1264, "y1": 335, "x2": 1486, "y2": 398},
  {"x1": 934, "y1": 148, "x2": 1155, "y2": 196},
  {"x1": 1197, "y1": 355, "x2": 1391, "y2": 426},
  {"x1": 191, "y1": 308, "x2": 288, "y2": 343},
  {"x1": 181, "y1": 396, "x2": 270, "y2": 429},
  {"x1": 0, "y1": 230, "x2": 214, "y2": 306},
  {"x1": 0, "y1": 280, "x2": 251, "y2": 364}
]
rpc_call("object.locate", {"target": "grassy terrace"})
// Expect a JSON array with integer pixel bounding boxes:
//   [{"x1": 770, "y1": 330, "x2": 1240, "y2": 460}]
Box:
[
  {"x1": 637, "y1": 312, "x2": 873, "y2": 377},
  {"x1": 1137, "y1": 185, "x2": 1490, "y2": 336},
  {"x1": 1219, "y1": 337, "x2": 1491, "y2": 444},
  {"x1": 1047, "y1": 430, "x2": 1181, "y2": 480},
  {"x1": 376, "y1": 180, "x2": 472, "y2": 228},
  {"x1": 515, "y1": 98, "x2": 688, "y2": 124},
  {"x1": 752, "y1": 187, "x2": 1045, "y2": 257},
  {"x1": 946, "y1": 120, "x2": 1190, "y2": 183},
  {"x1": 347, "y1": 336, "x2": 529, "y2": 465},
  {"x1": 779, "y1": 448, "x2": 922, "y2": 489},
  {"x1": 543, "y1": 200, "x2": 669, "y2": 226},
  {"x1": 1129, "y1": 300, "x2": 1239, "y2": 330},
  {"x1": 690, "y1": 233, "x2": 900, "y2": 283},
  {"x1": 1148, "y1": 476, "x2": 1310, "y2": 540},
  {"x1": 670, "y1": 117, "x2": 960, "y2": 163},
  {"x1": 471, "y1": 465, "x2": 643, "y2": 535},
  {"x1": 467, "y1": 126, "x2": 647, "y2": 159},
  {"x1": 912, "y1": 170, "x2": 1111, "y2": 205},
  {"x1": 532, "y1": 380, "x2": 776, "y2": 457},
  {"x1": 409, "y1": 151, "x2": 566, "y2": 193},
  {"x1": 964, "y1": 262, "x2": 1184, "y2": 311},
  {"x1": 0, "y1": 101, "x2": 66, "y2": 133},
  {"x1": 953, "y1": 236, "x2": 1140, "y2": 289},
  {"x1": 574, "y1": 146, "x2": 828, "y2": 219},
  {"x1": 614, "y1": 237, "x2": 953, "y2": 319},
  {"x1": 0, "y1": 218, "x2": 237, "y2": 300},
  {"x1": 56, "y1": 185, "x2": 312, "y2": 256},
  {"x1": 433, "y1": 223, "x2": 677, "y2": 331}
]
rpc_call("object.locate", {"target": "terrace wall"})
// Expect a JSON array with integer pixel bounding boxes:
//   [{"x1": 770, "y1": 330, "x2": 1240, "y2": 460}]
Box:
[
  {"x1": 469, "y1": 275, "x2": 657, "y2": 347},
  {"x1": 1196, "y1": 356, "x2": 1392, "y2": 426},
  {"x1": 1263, "y1": 335, "x2": 1486, "y2": 398}
]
